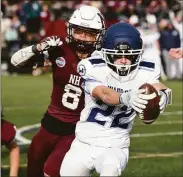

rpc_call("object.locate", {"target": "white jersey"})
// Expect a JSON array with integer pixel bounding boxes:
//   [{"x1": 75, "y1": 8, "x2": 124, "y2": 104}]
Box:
[
  {"x1": 139, "y1": 28, "x2": 160, "y2": 60},
  {"x1": 76, "y1": 51, "x2": 160, "y2": 148}
]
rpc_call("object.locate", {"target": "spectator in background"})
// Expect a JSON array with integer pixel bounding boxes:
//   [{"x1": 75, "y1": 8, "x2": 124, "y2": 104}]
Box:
[
  {"x1": 5, "y1": 15, "x2": 21, "y2": 53},
  {"x1": 169, "y1": 10, "x2": 183, "y2": 74},
  {"x1": 157, "y1": 0, "x2": 170, "y2": 21},
  {"x1": 137, "y1": 15, "x2": 167, "y2": 81},
  {"x1": 159, "y1": 19, "x2": 181, "y2": 79},
  {"x1": 1, "y1": 119, "x2": 20, "y2": 177},
  {"x1": 51, "y1": 1, "x2": 62, "y2": 20},
  {"x1": 135, "y1": 0, "x2": 146, "y2": 22},
  {"x1": 1, "y1": 11, "x2": 12, "y2": 53},
  {"x1": 116, "y1": 1, "x2": 129, "y2": 22},
  {"x1": 128, "y1": 3, "x2": 137, "y2": 17},
  {"x1": 22, "y1": 0, "x2": 42, "y2": 42},
  {"x1": 104, "y1": 1, "x2": 119, "y2": 27},
  {"x1": 147, "y1": 0, "x2": 161, "y2": 18},
  {"x1": 60, "y1": 1, "x2": 75, "y2": 19},
  {"x1": 40, "y1": 3, "x2": 51, "y2": 23}
]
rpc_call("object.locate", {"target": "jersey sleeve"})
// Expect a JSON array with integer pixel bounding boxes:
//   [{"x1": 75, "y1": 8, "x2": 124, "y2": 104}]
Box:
[
  {"x1": 77, "y1": 57, "x2": 106, "y2": 94},
  {"x1": 1, "y1": 119, "x2": 16, "y2": 146}
]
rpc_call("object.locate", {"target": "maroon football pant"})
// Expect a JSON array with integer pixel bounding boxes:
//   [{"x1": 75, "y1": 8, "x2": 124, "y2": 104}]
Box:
[{"x1": 26, "y1": 125, "x2": 75, "y2": 177}]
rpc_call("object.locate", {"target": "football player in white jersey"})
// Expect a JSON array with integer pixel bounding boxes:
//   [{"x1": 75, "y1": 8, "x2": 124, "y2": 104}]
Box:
[
  {"x1": 60, "y1": 23, "x2": 172, "y2": 176},
  {"x1": 138, "y1": 24, "x2": 167, "y2": 80}
]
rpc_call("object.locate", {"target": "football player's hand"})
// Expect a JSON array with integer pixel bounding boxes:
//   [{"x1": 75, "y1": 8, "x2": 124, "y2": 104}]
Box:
[
  {"x1": 36, "y1": 36, "x2": 63, "y2": 58},
  {"x1": 120, "y1": 89, "x2": 148, "y2": 113},
  {"x1": 158, "y1": 90, "x2": 168, "y2": 114}
]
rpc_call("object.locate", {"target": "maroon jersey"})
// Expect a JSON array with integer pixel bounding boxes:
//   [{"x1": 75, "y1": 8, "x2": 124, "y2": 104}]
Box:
[
  {"x1": 47, "y1": 41, "x2": 84, "y2": 123},
  {"x1": 1, "y1": 119, "x2": 16, "y2": 146}
]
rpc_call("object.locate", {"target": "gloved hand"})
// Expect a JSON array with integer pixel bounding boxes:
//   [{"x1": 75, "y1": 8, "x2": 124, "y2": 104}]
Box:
[
  {"x1": 158, "y1": 90, "x2": 169, "y2": 113},
  {"x1": 120, "y1": 89, "x2": 148, "y2": 113},
  {"x1": 34, "y1": 36, "x2": 63, "y2": 58}
]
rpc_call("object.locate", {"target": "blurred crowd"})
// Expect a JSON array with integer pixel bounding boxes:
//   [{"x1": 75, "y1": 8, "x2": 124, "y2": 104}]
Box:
[{"x1": 1, "y1": 0, "x2": 183, "y2": 80}]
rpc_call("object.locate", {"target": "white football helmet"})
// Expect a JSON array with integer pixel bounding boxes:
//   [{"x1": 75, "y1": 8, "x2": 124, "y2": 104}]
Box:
[{"x1": 66, "y1": 5, "x2": 105, "y2": 55}]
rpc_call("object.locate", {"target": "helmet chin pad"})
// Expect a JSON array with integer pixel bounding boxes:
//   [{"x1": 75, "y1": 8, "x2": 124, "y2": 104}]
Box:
[
  {"x1": 107, "y1": 62, "x2": 138, "y2": 76},
  {"x1": 71, "y1": 37, "x2": 96, "y2": 54}
]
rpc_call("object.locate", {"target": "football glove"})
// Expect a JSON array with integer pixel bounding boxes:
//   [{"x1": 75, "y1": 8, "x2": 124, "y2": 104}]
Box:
[
  {"x1": 34, "y1": 36, "x2": 63, "y2": 58},
  {"x1": 120, "y1": 89, "x2": 148, "y2": 113},
  {"x1": 158, "y1": 88, "x2": 172, "y2": 113}
]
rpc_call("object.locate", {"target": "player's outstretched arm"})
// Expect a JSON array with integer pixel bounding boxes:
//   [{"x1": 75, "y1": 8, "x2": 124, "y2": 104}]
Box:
[
  {"x1": 92, "y1": 85, "x2": 121, "y2": 105},
  {"x1": 7, "y1": 141, "x2": 20, "y2": 177},
  {"x1": 11, "y1": 36, "x2": 62, "y2": 67},
  {"x1": 92, "y1": 86, "x2": 148, "y2": 113}
]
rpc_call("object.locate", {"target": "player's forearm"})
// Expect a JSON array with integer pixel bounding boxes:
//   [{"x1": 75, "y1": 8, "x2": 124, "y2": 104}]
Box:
[
  {"x1": 8, "y1": 142, "x2": 20, "y2": 176},
  {"x1": 152, "y1": 83, "x2": 168, "y2": 91},
  {"x1": 92, "y1": 86, "x2": 121, "y2": 105},
  {"x1": 11, "y1": 45, "x2": 39, "y2": 67}
]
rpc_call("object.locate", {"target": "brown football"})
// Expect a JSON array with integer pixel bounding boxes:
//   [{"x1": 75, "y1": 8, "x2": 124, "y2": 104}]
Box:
[{"x1": 137, "y1": 83, "x2": 160, "y2": 124}]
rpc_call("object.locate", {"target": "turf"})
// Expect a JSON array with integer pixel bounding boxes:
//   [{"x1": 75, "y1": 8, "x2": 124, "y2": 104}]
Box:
[{"x1": 1, "y1": 75, "x2": 183, "y2": 177}]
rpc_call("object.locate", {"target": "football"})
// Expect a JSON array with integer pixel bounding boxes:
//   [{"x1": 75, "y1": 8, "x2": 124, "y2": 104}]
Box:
[{"x1": 137, "y1": 83, "x2": 160, "y2": 124}]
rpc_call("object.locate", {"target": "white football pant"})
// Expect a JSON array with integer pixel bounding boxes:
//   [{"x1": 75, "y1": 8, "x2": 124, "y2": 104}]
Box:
[{"x1": 60, "y1": 139, "x2": 129, "y2": 176}]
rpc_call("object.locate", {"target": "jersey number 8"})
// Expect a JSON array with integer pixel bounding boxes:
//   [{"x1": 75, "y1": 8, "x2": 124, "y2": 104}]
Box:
[{"x1": 62, "y1": 84, "x2": 82, "y2": 110}]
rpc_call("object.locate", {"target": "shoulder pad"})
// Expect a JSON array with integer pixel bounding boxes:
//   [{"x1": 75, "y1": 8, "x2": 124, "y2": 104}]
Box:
[
  {"x1": 139, "y1": 61, "x2": 155, "y2": 70},
  {"x1": 89, "y1": 58, "x2": 105, "y2": 65},
  {"x1": 77, "y1": 56, "x2": 106, "y2": 77}
]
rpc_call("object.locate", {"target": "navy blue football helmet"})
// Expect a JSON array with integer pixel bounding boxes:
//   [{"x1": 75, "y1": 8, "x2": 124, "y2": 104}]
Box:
[{"x1": 101, "y1": 22, "x2": 143, "y2": 80}]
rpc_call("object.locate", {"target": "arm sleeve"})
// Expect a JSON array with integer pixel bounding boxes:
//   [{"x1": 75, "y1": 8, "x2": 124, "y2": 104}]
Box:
[{"x1": 11, "y1": 45, "x2": 45, "y2": 68}]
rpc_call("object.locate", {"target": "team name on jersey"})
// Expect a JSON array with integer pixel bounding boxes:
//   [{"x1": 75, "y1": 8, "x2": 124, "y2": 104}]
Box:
[
  {"x1": 108, "y1": 86, "x2": 130, "y2": 93},
  {"x1": 69, "y1": 74, "x2": 82, "y2": 86}
]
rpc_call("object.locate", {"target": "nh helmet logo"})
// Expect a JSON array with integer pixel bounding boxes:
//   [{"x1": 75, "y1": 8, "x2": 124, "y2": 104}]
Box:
[{"x1": 56, "y1": 57, "x2": 66, "y2": 67}]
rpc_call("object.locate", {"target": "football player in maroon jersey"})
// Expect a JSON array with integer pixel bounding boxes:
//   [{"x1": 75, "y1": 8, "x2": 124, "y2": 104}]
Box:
[
  {"x1": 1, "y1": 119, "x2": 20, "y2": 177},
  {"x1": 11, "y1": 5, "x2": 105, "y2": 177}
]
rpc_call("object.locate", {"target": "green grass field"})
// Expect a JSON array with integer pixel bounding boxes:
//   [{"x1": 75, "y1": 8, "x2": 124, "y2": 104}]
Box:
[{"x1": 1, "y1": 74, "x2": 183, "y2": 177}]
